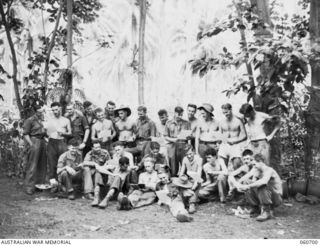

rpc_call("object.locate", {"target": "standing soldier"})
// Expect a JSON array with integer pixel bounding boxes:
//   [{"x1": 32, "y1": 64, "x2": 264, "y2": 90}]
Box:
[
  {"x1": 65, "y1": 103, "x2": 90, "y2": 153},
  {"x1": 46, "y1": 102, "x2": 72, "y2": 192},
  {"x1": 83, "y1": 101, "x2": 96, "y2": 156},
  {"x1": 239, "y1": 103, "x2": 280, "y2": 166},
  {"x1": 187, "y1": 104, "x2": 199, "y2": 148},
  {"x1": 23, "y1": 105, "x2": 47, "y2": 195},
  {"x1": 164, "y1": 106, "x2": 191, "y2": 177},
  {"x1": 105, "y1": 100, "x2": 118, "y2": 123},
  {"x1": 195, "y1": 103, "x2": 220, "y2": 160},
  {"x1": 91, "y1": 108, "x2": 116, "y2": 153}
]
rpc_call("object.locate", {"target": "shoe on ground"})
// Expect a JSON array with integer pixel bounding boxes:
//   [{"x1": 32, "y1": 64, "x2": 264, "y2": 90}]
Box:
[
  {"x1": 98, "y1": 198, "x2": 109, "y2": 209},
  {"x1": 85, "y1": 193, "x2": 94, "y2": 200},
  {"x1": 68, "y1": 192, "x2": 75, "y2": 200},
  {"x1": 176, "y1": 212, "x2": 193, "y2": 222},
  {"x1": 188, "y1": 204, "x2": 196, "y2": 214},
  {"x1": 91, "y1": 197, "x2": 99, "y2": 207},
  {"x1": 256, "y1": 210, "x2": 272, "y2": 222},
  {"x1": 248, "y1": 206, "x2": 260, "y2": 217}
]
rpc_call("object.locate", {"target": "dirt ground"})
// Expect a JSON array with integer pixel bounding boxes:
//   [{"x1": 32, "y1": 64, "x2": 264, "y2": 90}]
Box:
[{"x1": 0, "y1": 174, "x2": 319, "y2": 239}]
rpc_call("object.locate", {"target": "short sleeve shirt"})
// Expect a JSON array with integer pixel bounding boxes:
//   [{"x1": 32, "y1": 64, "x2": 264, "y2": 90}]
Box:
[
  {"x1": 67, "y1": 110, "x2": 89, "y2": 137},
  {"x1": 164, "y1": 119, "x2": 191, "y2": 138},
  {"x1": 136, "y1": 117, "x2": 156, "y2": 139},
  {"x1": 57, "y1": 151, "x2": 83, "y2": 170}
]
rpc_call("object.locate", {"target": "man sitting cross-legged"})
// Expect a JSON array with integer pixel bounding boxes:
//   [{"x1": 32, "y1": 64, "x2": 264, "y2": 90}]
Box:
[
  {"x1": 236, "y1": 154, "x2": 283, "y2": 222},
  {"x1": 227, "y1": 149, "x2": 255, "y2": 201},
  {"x1": 156, "y1": 171, "x2": 193, "y2": 223},
  {"x1": 127, "y1": 158, "x2": 158, "y2": 208},
  {"x1": 198, "y1": 148, "x2": 228, "y2": 203},
  {"x1": 93, "y1": 156, "x2": 132, "y2": 209},
  {"x1": 81, "y1": 142, "x2": 111, "y2": 203},
  {"x1": 56, "y1": 139, "x2": 83, "y2": 200}
]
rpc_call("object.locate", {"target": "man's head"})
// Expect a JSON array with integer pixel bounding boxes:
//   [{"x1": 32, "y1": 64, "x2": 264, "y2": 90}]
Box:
[
  {"x1": 68, "y1": 139, "x2": 79, "y2": 155},
  {"x1": 34, "y1": 104, "x2": 45, "y2": 120},
  {"x1": 252, "y1": 153, "x2": 266, "y2": 170},
  {"x1": 83, "y1": 101, "x2": 94, "y2": 115},
  {"x1": 137, "y1": 105, "x2": 147, "y2": 119},
  {"x1": 242, "y1": 149, "x2": 254, "y2": 167},
  {"x1": 113, "y1": 141, "x2": 125, "y2": 156},
  {"x1": 158, "y1": 109, "x2": 168, "y2": 125},
  {"x1": 65, "y1": 103, "x2": 75, "y2": 117},
  {"x1": 119, "y1": 156, "x2": 130, "y2": 172},
  {"x1": 185, "y1": 144, "x2": 195, "y2": 162},
  {"x1": 95, "y1": 108, "x2": 105, "y2": 121},
  {"x1": 106, "y1": 101, "x2": 116, "y2": 113},
  {"x1": 198, "y1": 103, "x2": 214, "y2": 121},
  {"x1": 150, "y1": 141, "x2": 160, "y2": 155},
  {"x1": 239, "y1": 103, "x2": 255, "y2": 119},
  {"x1": 118, "y1": 110, "x2": 128, "y2": 120},
  {"x1": 92, "y1": 142, "x2": 102, "y2": 154},
  {"x1": 158, "y1": 171, "x2": 170, "y2": 185},
  {"x1": 51, "y1": 102, "x2": 61, "y2": 118},
  {"x1": 174, "y1": 106, "x2": 184, "y2": 121},
  {"x1": 144, "y1": 157, "x2": 155, "y2": 173},
  {"x1": 204, "y1": 148, "x2": 217, "y2": 164},
  {"x1": 221, "y1": 103, "x2": 233, "y2": 120},
  {"x1": 187, "y1": 104, "x2": 197, "y2": 120}
]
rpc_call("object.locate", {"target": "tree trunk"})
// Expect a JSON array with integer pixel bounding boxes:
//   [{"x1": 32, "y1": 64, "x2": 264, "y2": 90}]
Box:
[
  {"x1": 43, "y1": 0, "x2": 63, "y2": 101},
  {"x1": 66, "y1": 0, "x2": 73, "y2": 99},
  {"x1": 138, "y1": 0, "x2": 147, "y2": 105},
  {"x1": 0, "y1": 0, "x2": 23, "y2": 118},
  {"x1": 305, "y1": 0, "x2": 320, "y2": 184}
]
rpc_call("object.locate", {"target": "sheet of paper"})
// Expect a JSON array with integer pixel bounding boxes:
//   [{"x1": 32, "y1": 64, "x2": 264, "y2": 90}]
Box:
[{"x1": 156, "y1": 190, "x2": 171, "y2": 206}]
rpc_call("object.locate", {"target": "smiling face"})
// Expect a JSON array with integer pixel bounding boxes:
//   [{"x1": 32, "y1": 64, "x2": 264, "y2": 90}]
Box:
[
  {"x1": 144, "y1": 161, "x2": 154, "y2": 173},
  {"x1": 159, "y1": 113, "x2": 168, "y2": 125},
  {"x1": 66, "y1": 105, "x2": 74, "y2": 116},
  {"x1": 174, "y1": 111, "x2": 183, "y2": 121},
  {"x1": 242, "y1": 154, "x2": 254, "y2": 167},
  {"x1": 118, "y1": 110, "x2": 127, "y2": 120},
  {"x1": 186, "y1": 148, "x2": 195, "y2": 162},
  {"x1": 96, "y1": 111, "x2": 105, "y2": 121},
  {"x1": 69, "y1": 145, "x2": 78, "y2": 155},
  {"x1": 106, "y1": 103, "x2": 116, "y2": 113},
  {"x1": 114, "y1": 145, "x2": 124, "y2": 156},
  {"x1": 92, "y1": 143, "x2": 101, "y2": 154},
  {"x1": 222, "y1": 108, "x2": 232, "y2": 120},
  {"x1": 206, "y1": 154, "x2": 217, "y2": 165},
  {"x1": 158, "y1": 172, "x2": 169, "y2": 184}
]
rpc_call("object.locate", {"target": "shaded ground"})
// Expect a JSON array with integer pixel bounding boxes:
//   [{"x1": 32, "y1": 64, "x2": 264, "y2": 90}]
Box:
[{"x1": 0, "y1": 174, "x2": 319, "y2": 239}]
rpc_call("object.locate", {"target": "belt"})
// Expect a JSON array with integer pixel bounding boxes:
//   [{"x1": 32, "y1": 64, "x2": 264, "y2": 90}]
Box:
[
  {"x1": 136, "y1": 137, "x2": 151, "y2": 141},
  {"x1": 199, "y1": 140, "x2": 220, "y2": 145},
  {"x1": 30, "y1": 135, "x2": 45, "y2": 140},
  {"x1": 176, "y1": 139, "x2": 188, "y2": 144}
]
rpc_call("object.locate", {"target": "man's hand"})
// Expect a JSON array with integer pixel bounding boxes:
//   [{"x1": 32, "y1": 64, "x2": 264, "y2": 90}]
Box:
[
  {"x1": 79, "y1": 143, "x2": 86, "y2": 150},
  {"x1": 191, "y1": 183, "x2": 198, "y2": 191},
  {"x1": 66, "y1": 166, "x2": 76, "y2": 176}
]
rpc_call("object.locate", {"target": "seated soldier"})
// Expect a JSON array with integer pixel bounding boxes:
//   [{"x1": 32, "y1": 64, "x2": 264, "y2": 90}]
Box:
[
  {"x1": 179, "y1": 144, "x2": 202, "y2": 213},
  {"x1": 94, "y1": 156, "x2": 132, "y2": 209},
  {"x1": 138, "y1": 141, "x2": 169, "y2": 174},
  {"x1": 236, "y1": 154, "x2": 283, "y2": 222},
  {"x1": 127, "y1": 158, "x2": 158, "y2": 208},
  {"x1": 156, "y1": 172, "x2": 193, "y2": 223},
  {"x1": 199, "y1": 148, "x2": 227, "y2": 203},
  {"x1": 81, "y1": 142, "x2": 111, "y2": 204},
  {"x1": 227, "y1": 149, "x2": 254, "y2": 201},
  {"x1": 56, "y1": 139, "x2": 83, "y2": 200}
]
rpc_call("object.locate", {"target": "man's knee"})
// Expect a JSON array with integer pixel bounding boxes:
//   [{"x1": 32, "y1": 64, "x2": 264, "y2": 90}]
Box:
[
  {"x1": 232, "y1": 158, "x2": 242, "y2": 169},
  {"x1": 60, "y1": 170, "x2": 68, "y2": 178},
  {"x1": 217, "y1": 174, "x2": 226, "y2": 182}
]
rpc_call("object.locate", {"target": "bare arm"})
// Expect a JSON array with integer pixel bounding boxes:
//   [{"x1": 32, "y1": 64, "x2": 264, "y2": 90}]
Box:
[
  {"x1": 179, "y1": 158, "x2": 186, "y2": 177},
  {"x1": 195, "y1": 125, "x2": 200, "y2": 155},
  {"x1": 247, "y1": 169, "x2": 272, "y2": 188},
  {"x1": 24, "y1": 135, "x2": 33, "y2": 147},
  {"x1": 238, "y1": 168, "x2": 256, "y2": 184}
]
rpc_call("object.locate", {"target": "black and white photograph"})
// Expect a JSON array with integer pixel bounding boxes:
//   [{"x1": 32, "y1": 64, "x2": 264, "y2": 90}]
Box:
[{"x1": 0, "y1": 0, "x2": 319, "y2": 240}]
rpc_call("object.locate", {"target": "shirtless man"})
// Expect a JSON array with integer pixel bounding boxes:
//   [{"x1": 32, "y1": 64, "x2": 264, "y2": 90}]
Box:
[
  {"x1": 46, "y1": 102, "x2": 72, "y2": 190},
  {"x1": 195, "y1": 103, "x2": 220, "y2": 160},
  {"x1": 187, "y1": 104, "x2": 199, "y2": 148},
  {"x1": 218, "y1": 103, "x2": 247, "y2": 170},
  {"x1": 239, "y1": 103, "x2": 280, "y2": 165},
  {"x1": 114, "y1": 105, "x2": 137, "y2": 149},
  {"x1": 91, "y1": 108, "x2": 116, "y2": 153}
]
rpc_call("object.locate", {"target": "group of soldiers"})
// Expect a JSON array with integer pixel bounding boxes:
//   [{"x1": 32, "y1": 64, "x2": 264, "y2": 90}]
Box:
[{"x1": 23, "y1": 100, "x2": 283, "y2": 222}]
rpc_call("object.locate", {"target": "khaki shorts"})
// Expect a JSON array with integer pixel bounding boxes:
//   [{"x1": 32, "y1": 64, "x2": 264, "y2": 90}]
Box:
[{"x1": 218, "y1": 142, "x2": 242, "y2": 160}]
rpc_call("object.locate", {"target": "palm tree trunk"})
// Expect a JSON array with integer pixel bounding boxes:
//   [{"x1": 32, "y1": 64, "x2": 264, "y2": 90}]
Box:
[
  {"x1": 66, "y1": 0, "x2": 73, "y2": 100},
  {"x1": 305, "y1": 0, "x2": 320, "y2": 185},
  {"x1": 0, "y1": 0, "x2": 23, "y2": 118},
  {"x1": 138, "y1": 0, "x2": 147, "y2": 105}
]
